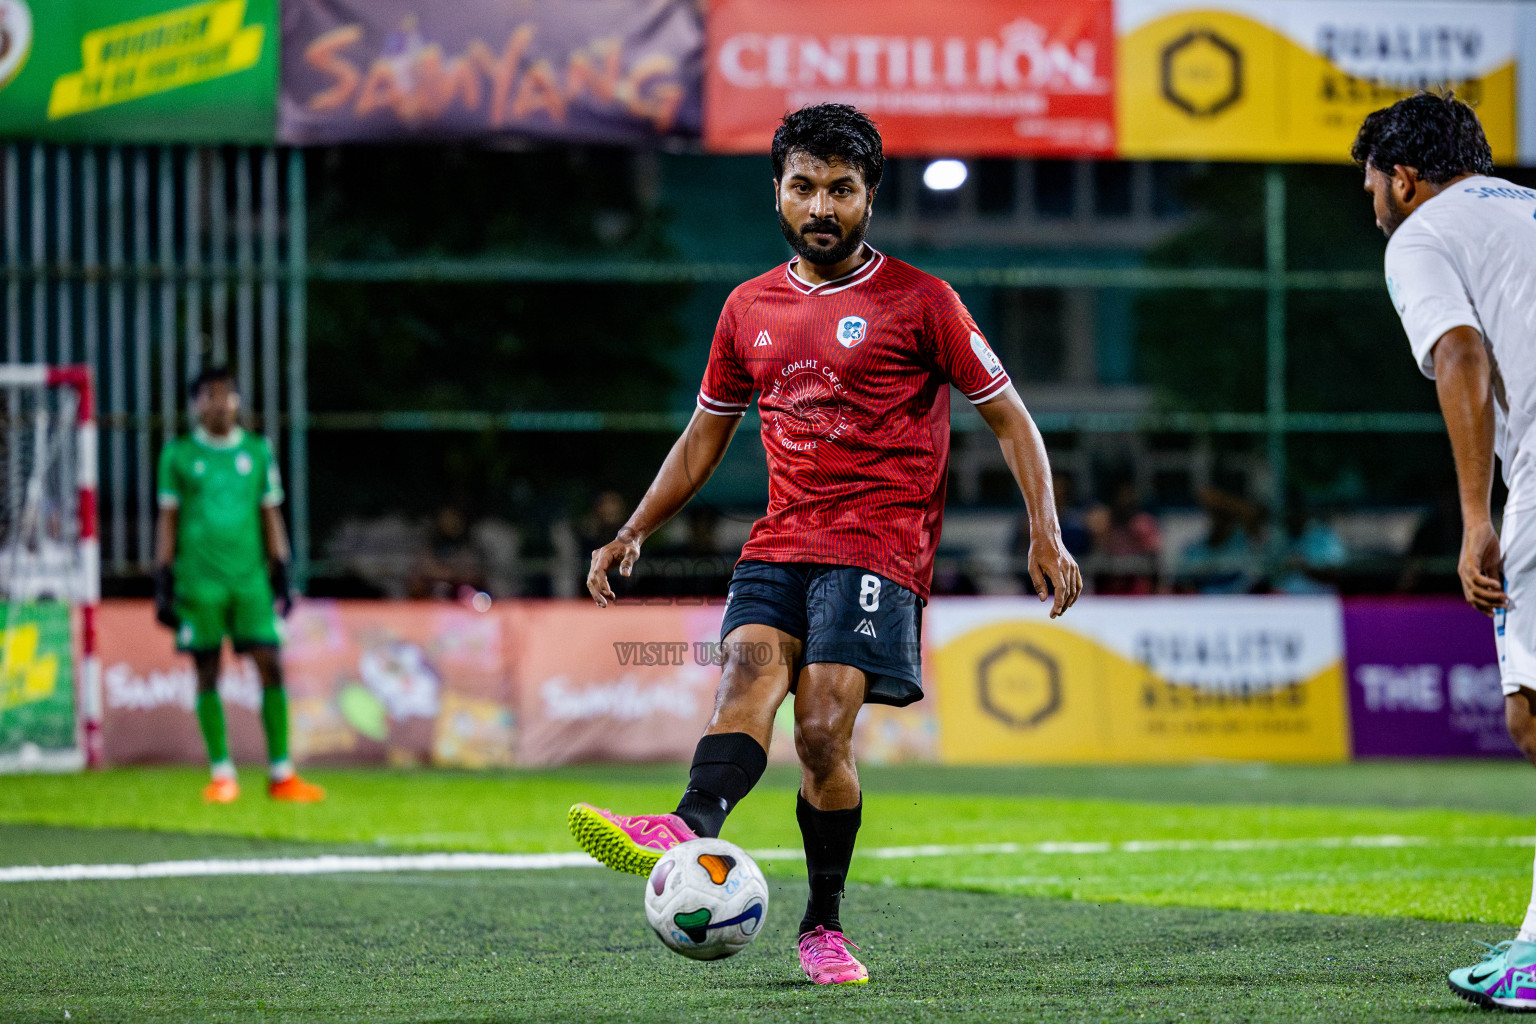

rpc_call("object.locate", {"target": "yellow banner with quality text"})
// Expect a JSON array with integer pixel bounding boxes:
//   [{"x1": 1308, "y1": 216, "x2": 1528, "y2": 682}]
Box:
[
  {"x1": 929, "y1": 597, "x2": 1350, "y2": 764},
  {"x1": 1115, "y1": 0, "x2": 1519, "y2": 164}
]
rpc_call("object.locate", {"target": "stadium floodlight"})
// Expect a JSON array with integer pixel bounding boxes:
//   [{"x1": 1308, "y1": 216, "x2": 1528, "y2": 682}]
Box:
[{"x1": 922, "y1": 159, "x2": 968, "y2": 191}]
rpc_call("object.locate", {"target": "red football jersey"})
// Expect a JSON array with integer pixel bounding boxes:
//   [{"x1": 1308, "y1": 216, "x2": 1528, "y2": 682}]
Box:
[{"x1": 697, "y1": 247, "x2": 1011, "y2": 599}]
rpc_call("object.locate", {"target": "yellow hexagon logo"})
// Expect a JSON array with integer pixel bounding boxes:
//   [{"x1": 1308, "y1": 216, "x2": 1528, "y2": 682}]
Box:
[
  {"x1": 977, "y1": 641, "x2": 1061, "y2": 729},
  {"x1": 1161, "y1": 29, "x2": 1243, "y2": 118}
]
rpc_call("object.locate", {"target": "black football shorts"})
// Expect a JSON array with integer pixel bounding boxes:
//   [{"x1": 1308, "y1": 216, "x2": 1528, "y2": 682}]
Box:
[{"x1": 717, "y1": 560, "x2": 924, "y2": 707}]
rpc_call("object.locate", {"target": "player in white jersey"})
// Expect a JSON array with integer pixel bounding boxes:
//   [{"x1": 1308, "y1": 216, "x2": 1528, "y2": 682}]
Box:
[{"x1": 1355, "y1": 92, "x2": 1536, "y2": 1012}]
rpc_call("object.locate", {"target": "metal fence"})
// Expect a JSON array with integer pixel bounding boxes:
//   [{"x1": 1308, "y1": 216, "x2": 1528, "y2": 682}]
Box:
[
  {"x1": 2, "y1": 148, "x2": 1445, "y2": 591},
  {"x1": 304, "y1": 166, "x2": 1440, "y2": 544},
  {"x1": 0, "y1": 143, "x2": 308, "y2": 580}
]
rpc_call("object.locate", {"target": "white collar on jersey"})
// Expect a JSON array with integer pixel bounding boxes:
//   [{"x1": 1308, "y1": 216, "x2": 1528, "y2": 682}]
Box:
[
  {"x1": 192, "y1": 425, "x2": 245, "y2": 450},
  {"x1": 785, "y1": 245, "x2": 885, "y2": 296}
]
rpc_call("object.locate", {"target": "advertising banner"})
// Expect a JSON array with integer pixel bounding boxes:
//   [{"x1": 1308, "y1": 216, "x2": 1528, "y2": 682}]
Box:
[
  {"x1": 90, "y1": 597, "x2": 932, "y2": 768},
  {"x1": 0, "y1": 602, "x2": 81, "y2": 770},
  {"x1": 82, "y1": 596, "x2": 1391, "y2": 768},
  {"x1": 1116, "y1": 0, "x2": 1519, "y2": 163},
  {"x1": 704, "y1": 0, "x2": 1115, "y2": 157},
  {"x1": 505, "y1": 601, "x2": 724, "y2": 766},
  {"x1": 927, "y1": 596, "x2": 1350, "y2": 764},
  {"x1": 1344, "y1": 598, "x2": 1515, "y2": 758},
  {"x1": 98, "y1": 600, "x2": 516, "y2": 768},
  {"x1": 0, "y1": 0, "x2": 277, "y2": 143},
  {"x1": 279, "y1": 0, "x2": 702, "y2": 146}
]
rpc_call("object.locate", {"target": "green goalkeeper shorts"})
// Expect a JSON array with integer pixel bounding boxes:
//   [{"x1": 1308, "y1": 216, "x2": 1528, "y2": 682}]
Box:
[{"x1": 174, "y1": 576, "x2": 281, "y2": 653}]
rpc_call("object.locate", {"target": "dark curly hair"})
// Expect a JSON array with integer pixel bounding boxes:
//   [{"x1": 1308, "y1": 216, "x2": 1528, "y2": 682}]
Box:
[
  {"x1": 771, "y1": 103, "x2": 884, "y2": 191},
  {"x1": 1350, "y1": 92, "x2": 1493, "y2": 183},
  {"x1": 188, "y1": 364, "x2": 235, "y2": 399}
]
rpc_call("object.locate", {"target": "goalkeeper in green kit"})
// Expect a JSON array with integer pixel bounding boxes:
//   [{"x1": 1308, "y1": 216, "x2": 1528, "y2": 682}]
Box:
[{"x1": 154, "y1": 366, "x2": 324, "y2": 803}]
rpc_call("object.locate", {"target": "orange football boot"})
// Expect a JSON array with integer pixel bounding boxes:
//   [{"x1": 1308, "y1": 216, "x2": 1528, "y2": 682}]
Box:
[
  {"x1": 268, "y1": 775, "x2": 326, "y2": 802},
  {"x1": 202, "y1": 777, "x2": 239, "y2": 803}
]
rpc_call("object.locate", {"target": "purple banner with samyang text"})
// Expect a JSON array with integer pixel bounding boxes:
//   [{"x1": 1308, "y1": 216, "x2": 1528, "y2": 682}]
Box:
[
  {"x1": 1344, "y1": 597, "x2": 1516, "y2": 758},
  {"x1": 278, "y1": 0, "x2": 703, "y2": 145}
]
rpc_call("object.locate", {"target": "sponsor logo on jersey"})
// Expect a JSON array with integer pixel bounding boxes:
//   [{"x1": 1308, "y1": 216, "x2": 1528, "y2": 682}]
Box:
[
  {"x1": 765, "y1": 359, "x2": 851, "y2": 451},
  {"x1": 855, "y1": 618, "x2": 877, "y2": 637},
  {"x1": 969, "y1": 331, "x2": 1004, "y2": 378},
  {"x1": 836, "y1": 316, "x2": 867, "y2": 348},
  {"x1": 235, "y1": 452, "x2": 253, "y2": 476},
  {"x1": 1385, "y1": 275, "x2": 1406, "y2": 314},
  {"x1": 0, "y1": 1, "x2": 31, "y2": 93},
  {"x1": 753, "y1": 329, "x2": 773, "y2": 347}
]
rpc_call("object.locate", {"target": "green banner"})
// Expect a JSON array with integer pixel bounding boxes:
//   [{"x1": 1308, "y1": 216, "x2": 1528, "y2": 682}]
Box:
[
  {"x1": 0, "y1": 602, "x2": 79, "y2": 770},
  {"x1": 0, "y1": 0, "x2": 276, "y2": 143}
]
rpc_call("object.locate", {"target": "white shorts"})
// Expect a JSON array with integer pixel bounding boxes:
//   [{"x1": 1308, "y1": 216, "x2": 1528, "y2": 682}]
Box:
[{"x1": 1498, "y1": 506, "x2": 1536, "y2": 695}]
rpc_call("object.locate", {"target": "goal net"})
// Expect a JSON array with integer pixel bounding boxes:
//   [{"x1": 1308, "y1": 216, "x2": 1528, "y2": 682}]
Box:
[{"x1": 0, "y1": 365, "x2": 97, "y2": 772}]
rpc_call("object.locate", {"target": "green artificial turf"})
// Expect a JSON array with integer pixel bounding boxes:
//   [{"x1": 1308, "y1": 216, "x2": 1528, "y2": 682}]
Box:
[
  {"x1": 2, "y1": 763, "x2": 1534, "y2": 922},
  {"x1": 0, "y1": 825, "x2": 1505, "y2": 1023}
]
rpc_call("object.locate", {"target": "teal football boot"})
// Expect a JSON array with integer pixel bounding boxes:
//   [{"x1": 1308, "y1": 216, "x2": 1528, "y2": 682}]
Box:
[{"x1": 1449, "y1": 939, "x2": 1536, "y2": 1012}]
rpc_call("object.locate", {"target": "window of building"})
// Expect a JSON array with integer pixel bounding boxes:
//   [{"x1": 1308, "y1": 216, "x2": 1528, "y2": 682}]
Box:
[
  {"x1": 993, "y1": 287, "x2": 1066, "y2": 382},
  {"x1": 1151, "y1": 162, "x2": 1190, "y2": 217},
  {"x1": 975, "y1": 159, "x2": 1015, "y2": 215},
  {"x1": 1093, "y1": 161, "x2": 1133, "y2": 217},
  {"x1": 1034, "y1": 161, "x2": 1075, "y2": 218}
]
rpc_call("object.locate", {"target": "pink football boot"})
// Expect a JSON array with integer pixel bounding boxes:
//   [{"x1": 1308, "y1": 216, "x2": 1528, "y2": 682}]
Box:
[
  {"x1": 799, "y1": 926, "x2": 869, "y2": 985},
  {"x1": 567, "y1": 802, "x2": 698, "y2": 875}
]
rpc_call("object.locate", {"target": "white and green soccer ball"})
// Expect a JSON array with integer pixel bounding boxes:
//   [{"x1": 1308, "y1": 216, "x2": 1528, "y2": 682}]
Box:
[{"x1": 643, "y1": 838, "x2": 768, "y2": 960}]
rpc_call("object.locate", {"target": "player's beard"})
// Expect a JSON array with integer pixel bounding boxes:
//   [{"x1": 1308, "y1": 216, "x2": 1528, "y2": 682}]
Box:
[
  {"x1": 779, "y1": 202, "x2": 872, "y2": 267},
  {"x1": 1378, "y1": 189, "x2": 1409, "y2": 238}
]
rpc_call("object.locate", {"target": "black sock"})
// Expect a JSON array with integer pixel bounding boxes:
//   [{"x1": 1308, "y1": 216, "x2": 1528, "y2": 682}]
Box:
[
  {"x1": 673, "y1": 732, "x2": 768, "y2": 838},
  {"x1": 797, "y1": 791, "x2": 862, "y2": 935}
]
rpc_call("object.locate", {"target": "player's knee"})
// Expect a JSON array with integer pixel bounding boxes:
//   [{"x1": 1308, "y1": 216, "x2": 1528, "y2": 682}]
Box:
[
  {"x1": 793, "y1": 710, "x2": 852, "y2": 775},
  {"x1": 245, "y1": 647, "x2": 284, "y2": 686},
  {"x1": 192, "y1": 651, "x2": 220, "y2": 693}
]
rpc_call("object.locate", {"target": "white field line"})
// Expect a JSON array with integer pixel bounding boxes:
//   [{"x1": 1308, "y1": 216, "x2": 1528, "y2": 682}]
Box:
[{"x1": 2, "y1": 834, "x2": 1531, "y2": 883}]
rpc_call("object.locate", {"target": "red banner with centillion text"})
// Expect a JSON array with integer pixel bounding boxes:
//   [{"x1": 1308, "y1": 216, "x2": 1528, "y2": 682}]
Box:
[{"x1": 704, "y1": 0, "x2": 1115, "y2": 157}]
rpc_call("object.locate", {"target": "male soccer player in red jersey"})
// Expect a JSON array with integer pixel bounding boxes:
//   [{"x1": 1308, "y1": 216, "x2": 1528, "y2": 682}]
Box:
[{"x1": 569, "y1": 104, "x2": 1080, "y2": 984}]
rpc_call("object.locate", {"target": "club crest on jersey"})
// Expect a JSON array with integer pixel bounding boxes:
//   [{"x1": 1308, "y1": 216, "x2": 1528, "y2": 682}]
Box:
[
  {"x1": 836, "y1": 316, "x2": 867, "y2": 348},
  {"x1": 235, "y1": 452, "x2": 253, "y2": 475}
]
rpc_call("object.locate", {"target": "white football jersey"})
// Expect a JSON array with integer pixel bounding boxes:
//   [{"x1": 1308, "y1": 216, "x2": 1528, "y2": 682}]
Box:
[{"x1": 1385, "y1": 175, "x2": 1536, "y2": 506}]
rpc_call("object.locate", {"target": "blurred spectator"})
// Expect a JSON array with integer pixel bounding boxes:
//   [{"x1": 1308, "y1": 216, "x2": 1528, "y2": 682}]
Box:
[
  {"x1": 1274, "y1": 503, "x2": 1347, "y2": 594},
  {"x1": 932, "y1": 560, "x2": 980, "y2": 596},
  {"x1": 1175, "y1": 487, "x2": 1264, "y2": 594},
  {"x1": 679, "y1": 506, "x2": 734, "y2": 596},
  {"x1": 579, "y1": 490, "x2": 628, "y2": 556},
  {"x1": 1083, "y1": 480, "x2": 1161, "y2": 595},
  {"x1": 325, "y1": 511, "x2": 519, "y2": 599},
  {"x1": 324, "y1": 515, "x2": 426, "y2": 598},
  {"x1": 471, "y1": 518, "x2": 522, "y2": 598},
  {"x1": 1398, "y1": 490, "x2": 1462, "y2": 594},
  {"x1": 688, "y1": 506, "x2": 721, "y2": 557},
  {"x1": 1012, "y1": 471, "x2": 1091, "y2": 594},
  {"x1": 409, "y1": 506, "x2": 486, "y2": 599}
]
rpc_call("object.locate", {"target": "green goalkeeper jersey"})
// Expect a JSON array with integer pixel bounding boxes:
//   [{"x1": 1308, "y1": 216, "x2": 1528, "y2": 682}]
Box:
[{"x1": 157, "y1": 427, "x2": 283, "y2": 586}]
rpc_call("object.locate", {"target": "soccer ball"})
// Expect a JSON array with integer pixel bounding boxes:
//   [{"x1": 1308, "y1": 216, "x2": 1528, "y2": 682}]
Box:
[{"x1": 643, "y1": 838, "x2": 768, "y2": 960}]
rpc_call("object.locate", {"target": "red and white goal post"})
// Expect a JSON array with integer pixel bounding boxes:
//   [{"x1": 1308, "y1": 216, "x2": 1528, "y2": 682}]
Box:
[{"x1": 0, "y1": 365, "x2": 99, "y2": 771}]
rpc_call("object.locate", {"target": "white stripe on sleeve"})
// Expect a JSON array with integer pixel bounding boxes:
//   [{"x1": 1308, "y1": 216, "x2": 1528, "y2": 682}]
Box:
[{"x1": 966, "y1": 377, "x2": 1013, "y2": 405}]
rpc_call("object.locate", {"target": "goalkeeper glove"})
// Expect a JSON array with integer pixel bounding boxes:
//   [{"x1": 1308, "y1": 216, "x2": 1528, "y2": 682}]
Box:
[
  {"x1": 271, "y1": 560, "x2": 294, "y2": 618},
  {"x1": 153, "y1": 566, "x2": 179, "y2": 629}
]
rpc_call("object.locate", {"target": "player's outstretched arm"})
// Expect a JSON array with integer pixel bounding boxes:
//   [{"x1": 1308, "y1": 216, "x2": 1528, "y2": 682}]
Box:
[
  {"x1": 976, "y1": 386, "x2": 1082, "y2": 617},
  {"x1": 1431, "y1": 325, "x2": 1505, "y2": 615},
  {"x1": 587, "y1": 408, "x2": 740, "y2": 608}
]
